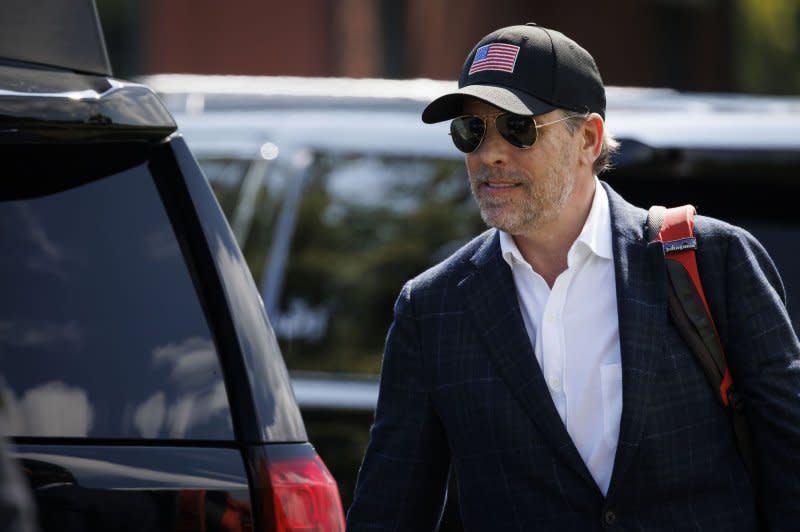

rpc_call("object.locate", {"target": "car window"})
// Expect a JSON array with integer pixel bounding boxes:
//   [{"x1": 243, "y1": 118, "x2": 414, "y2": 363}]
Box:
[
  {"x1": 203, "y1": 152, "x2": 483, "y2": 374},
  {"x1": 0, "y1": 151, "x2": 233, "y2": 440}
]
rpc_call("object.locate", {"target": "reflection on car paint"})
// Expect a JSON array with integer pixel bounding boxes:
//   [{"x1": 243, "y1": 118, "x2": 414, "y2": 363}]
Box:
[{"x1": 18, "y1": 450, "x2": 252, "y2": 532}]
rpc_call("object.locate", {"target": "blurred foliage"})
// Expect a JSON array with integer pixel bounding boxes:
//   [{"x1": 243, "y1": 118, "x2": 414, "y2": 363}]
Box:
[{"x1": 734, "y1": 0, "x2": 800, "y2": 94}]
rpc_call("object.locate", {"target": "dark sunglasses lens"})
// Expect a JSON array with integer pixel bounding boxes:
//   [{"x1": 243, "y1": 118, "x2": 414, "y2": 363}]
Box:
[
  {"x1": 497, "y1": 114, "x2": 537, "y2": 148},
  {"x1": 450, "y1": 116, "x2": 485, "y2": 153}
]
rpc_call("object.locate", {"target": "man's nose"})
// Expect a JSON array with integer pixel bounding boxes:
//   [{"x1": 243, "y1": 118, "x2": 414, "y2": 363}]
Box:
[{"x1": 473, "y1": 120, "x2": 511, "y2": 165}]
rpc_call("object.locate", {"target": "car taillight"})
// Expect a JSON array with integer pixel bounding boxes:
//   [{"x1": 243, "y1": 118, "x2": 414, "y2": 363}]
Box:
[{"x1": 260, "y1": 452, "x2": 345, "y2": 532}]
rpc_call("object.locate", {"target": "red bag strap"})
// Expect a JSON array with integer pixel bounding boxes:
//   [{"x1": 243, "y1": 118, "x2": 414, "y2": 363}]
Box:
[
  {"x1": 655, "y1": 205, "x2": 734, "y2": 406},
  {"x1": 648, "y1": 205, "x2": 757, "y2": 491}
]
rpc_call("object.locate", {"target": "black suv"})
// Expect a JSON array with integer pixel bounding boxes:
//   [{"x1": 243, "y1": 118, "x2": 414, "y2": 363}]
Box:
[{"x1": 0, "y1": 2, "x2": 344, "y2": 531}]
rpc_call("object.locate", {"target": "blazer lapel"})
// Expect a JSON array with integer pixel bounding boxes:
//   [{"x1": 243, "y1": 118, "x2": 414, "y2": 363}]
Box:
[
  {"x1": 461, "y1": 230, "x2": 597, "y2": 488},
  {"x1": 603, "y1": 183, "x2": 667, "y2": 499}
]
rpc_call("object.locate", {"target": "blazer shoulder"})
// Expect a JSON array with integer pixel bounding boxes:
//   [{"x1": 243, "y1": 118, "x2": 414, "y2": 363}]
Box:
[
  {"x1": 694, "y1": 213, "x2": 770, "y2": 259},
  {"x1": 694, "y1": 213, "x2": 785, "y2": 297}
]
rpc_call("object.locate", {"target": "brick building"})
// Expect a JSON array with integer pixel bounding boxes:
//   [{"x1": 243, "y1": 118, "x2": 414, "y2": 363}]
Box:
[{"x1": 106, "y1": 0, "x2": 734, "y2": 91}]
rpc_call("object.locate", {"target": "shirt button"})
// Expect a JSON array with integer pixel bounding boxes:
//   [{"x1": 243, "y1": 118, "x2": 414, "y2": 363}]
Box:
[
  {"x1": 549, "y1": 376, "x2": 562, "y2": 391},
  {"x1": 603, "y1": 510, "x2": 617, "y2": 526}
]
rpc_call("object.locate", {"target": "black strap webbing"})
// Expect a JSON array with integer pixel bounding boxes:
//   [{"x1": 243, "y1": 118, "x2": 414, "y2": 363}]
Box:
[{"x1": 646, "y1": 205, "x2": 758, "y2": 492}]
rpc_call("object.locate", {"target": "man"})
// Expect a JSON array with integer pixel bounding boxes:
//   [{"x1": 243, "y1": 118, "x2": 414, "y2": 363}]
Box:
[{"x1": 346, "y1": 23, "x2": 800, "y2": 531}]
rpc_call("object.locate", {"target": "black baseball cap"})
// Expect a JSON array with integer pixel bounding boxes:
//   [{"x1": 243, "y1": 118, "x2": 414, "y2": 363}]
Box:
[{"x1": 422, "y1": 23, "x2": 606, "y2": 123}]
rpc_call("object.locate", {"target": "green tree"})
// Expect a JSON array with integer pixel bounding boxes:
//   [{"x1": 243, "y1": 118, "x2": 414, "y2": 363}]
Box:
[{"x1": 734, "y1": 0, "x2": 800, "y2": 94}]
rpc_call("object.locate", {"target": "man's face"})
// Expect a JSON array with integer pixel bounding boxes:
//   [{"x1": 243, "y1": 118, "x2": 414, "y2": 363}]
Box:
[{"x1": 463, "y1": 98, "x2": 583, "y2": 236}]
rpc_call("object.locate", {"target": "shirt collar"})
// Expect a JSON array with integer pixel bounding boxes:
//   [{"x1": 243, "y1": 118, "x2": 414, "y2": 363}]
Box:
[
  {"x1": 500, "y1": 177, "x2": 613, "y2": 267},
  {"x1": 575, "y1": 178, "x2": 613, "y2": 260},
  {"x1": 500, "y1": 230, "x2": 526, "y2": 267}
]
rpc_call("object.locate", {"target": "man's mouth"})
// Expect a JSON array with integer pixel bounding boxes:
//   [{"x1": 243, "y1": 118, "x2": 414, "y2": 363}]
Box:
[
  {"x1": 485, "y1": 182, "x2": 519, "y2": 188},
  {"x1": 480, "y1": 178, "x2": 522, "y2": 190}
]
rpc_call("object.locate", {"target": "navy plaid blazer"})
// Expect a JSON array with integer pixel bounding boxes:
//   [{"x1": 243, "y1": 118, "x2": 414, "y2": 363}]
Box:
[{"x1": 347, "y1": 183, "x2": 800, "y2": 531}]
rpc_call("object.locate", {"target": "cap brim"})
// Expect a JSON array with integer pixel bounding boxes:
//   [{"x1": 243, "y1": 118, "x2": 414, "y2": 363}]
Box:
[{"x1": 421, "y1": 85, "x2": 557, "y2": 123}]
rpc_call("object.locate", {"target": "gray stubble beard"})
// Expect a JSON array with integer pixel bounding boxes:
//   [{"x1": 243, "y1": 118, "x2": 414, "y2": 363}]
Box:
[{"x1": 470, "y1": 162, "x2": 576, "y2": 235}]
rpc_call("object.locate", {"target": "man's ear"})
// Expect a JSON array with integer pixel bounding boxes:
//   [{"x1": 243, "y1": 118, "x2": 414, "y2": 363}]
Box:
[{"x1": 580, "y1": 113, "x2": 604, "y2": 168}]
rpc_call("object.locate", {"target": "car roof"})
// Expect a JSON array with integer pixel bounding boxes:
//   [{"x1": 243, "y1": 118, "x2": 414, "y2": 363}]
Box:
[
  {"x1": 0, "y1": 1, "x2": 173, "y2": 142},
  {"x1": 144, "y1": 74, "x2": 800, "y2": 157},
  {"x1": 165, "y1": 109, "x2": 456, "y2": 159}
]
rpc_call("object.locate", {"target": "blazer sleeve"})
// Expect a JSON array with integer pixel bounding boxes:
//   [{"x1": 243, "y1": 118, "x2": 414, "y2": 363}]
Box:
[
  {"x1": 346, "y1": 280, "x2": 451, "y2": 531},
  {"x1": 717, "y1": 225, "x2": 800, "y2": 529}
]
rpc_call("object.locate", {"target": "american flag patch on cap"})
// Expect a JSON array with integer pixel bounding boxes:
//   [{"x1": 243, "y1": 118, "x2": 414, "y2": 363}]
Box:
[{"x1": 468, "y1": 43, "x2": 520, "y2": 75}]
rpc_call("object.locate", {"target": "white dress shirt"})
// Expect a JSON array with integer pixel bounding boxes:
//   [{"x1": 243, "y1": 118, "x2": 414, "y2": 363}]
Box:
[{"x1": 499, "y1": 180, "x2": 622, "y2": 495}]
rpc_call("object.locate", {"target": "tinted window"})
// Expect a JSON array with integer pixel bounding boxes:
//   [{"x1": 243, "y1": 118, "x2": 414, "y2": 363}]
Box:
[
  {"x1": 0, "y1": 151, "x2": 233, "y2": 440},
  {"x1": 223, "y1": 153, "x2": 483, "y2": 374}
]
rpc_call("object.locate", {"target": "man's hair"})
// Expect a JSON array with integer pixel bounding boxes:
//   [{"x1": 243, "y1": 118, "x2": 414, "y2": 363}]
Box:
[{"x1": 560, "y1": 110, "x2": 619, "y2": 175}]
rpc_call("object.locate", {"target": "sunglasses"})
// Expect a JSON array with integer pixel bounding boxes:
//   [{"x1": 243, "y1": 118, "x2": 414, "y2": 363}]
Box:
[{"x1": 449, "y1": 112, "x2": 579, "y2": 153}]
